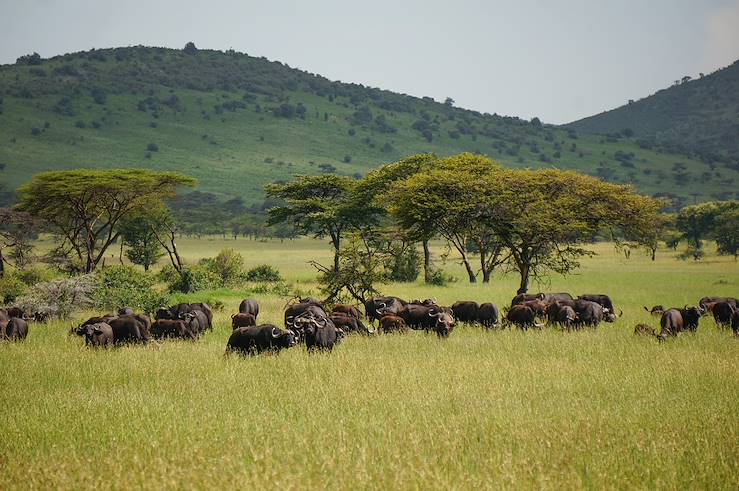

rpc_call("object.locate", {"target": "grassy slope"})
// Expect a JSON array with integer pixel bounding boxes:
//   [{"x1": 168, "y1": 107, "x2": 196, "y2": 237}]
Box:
[
  {"x1": 1, "y1": 239, "x2": 738, "y2": 489},
  {"x1": 1, "y1": 47, "x2": 737, "y2": 207},
  {"x1": 566, "y1": 60, "x2": 739, "y2": 163}
]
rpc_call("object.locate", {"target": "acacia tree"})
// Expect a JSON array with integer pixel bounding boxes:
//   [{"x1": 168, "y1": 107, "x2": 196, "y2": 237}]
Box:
[
  {"x1": 17, "y1": 169, "x2": 195, "y2": 273},
  {"x1": 356, "y1": 153, "x2": 439, "y2": 282},
  {"x1": 676, "y1": 200, "x2": 738, "y2": 260},
  {"x1": 714, "y1": 207, "x2": 739, "y2": 259},
  {"x1": 119, "y1": 208, "x2": 167, "y2": 271},
  {"x1": 266, "y1": 175, "x2": 365, "y2": 273},
  {"x1": 389, "y1": 154, "x2": 507, "y2": 283},
  {"x1": 0, "y1": 209, "x2": 39, "y2": 276}
]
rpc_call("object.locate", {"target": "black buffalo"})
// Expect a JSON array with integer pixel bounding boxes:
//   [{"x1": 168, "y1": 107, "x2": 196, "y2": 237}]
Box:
[
  {"x1": 151, "y1": 319, "x2": 197, "y2": 340},
  {"x1": 578, "y1": 294, "x2": 620, "y2": 317},
  {"x1": 477, "y1": 303, "x2": 500, "y2": 328},
  {"x1": 301, "y1": 316, "x2": 342, "y2": 352},
  {"x1": 658, "y1": 309, "x2": 684, "y2": 340},
  {"x1": 226, "y1": 325, "x2": 297, "y2": 355},
  {"x1": 451, "y1": 301, "x2": 479, "y2": 324},
  {"x1": 76, "y1": 322, "x2": 114, "y2": 347},
  {"x1": 573, "y1": 300, "x2": 605, "y2": 328},
  {"x1": 332, "y1": 304, "x2": 363, "y2": 320},
  {"x1": 330, "y1": 313, "x2": 372, "y2": 335},
  {"x1": 365, "y1": 296, "x2": 407, "y2": 324},
  {"x1": 118, "y1": 307, "x2": 134, "y2": 316},
  {"x1": 238, "y1": 298, "x2": 260, "y2": 319},
  {"x1": 712, "y1": 301, "x2": 736, "y2": 328},
  {"x1": 108, "y1": 315, "x2": 151, "y2": 344},
  {"x1": 430, "y1": 309, "x2": 455, "y2": 338},
  {"x1": 2, "y1": 317, "x2": 28, "y2": 341},
  {"x1": 506, "y1": 305, "x2": 539, "y2": 329}
]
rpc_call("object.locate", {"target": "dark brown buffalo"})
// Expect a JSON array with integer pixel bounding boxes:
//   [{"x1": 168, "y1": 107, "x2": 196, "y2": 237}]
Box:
[
  {"x1": 5, "y1": 307, "x2": 24, "y2": 319},
  {"x1": 365, "y1": 296, "x2": 407, "y2": 324},
  {"x1": 226, "y1": 325, "x2": 297, "y2": 355},
  {"x1": 183, "y1": 310, "x2": 209, "y2": 336},
  {"x1": 330, "y1": 313, "x2": 371, "y2": 335},
  {"x1": 379, "y1": 315, "x2": 407, "y2": 333},
  {"x1": 712, "y1": 302, "x2": 735, "y2": 328},
  {"x1": 238, "y1": 298, "x2": 260, "y2": 319},
  {"x1": 554, "y1": 305, "x2": 578, "y2": 329},
  {"x1": 118, "y1": 307, "x2": 134, "y2": 316},
  {"x1": 699, "y1": 296, "x2": 738, "y2": 315},
  {"x1": 573, "y1": 300, "x2": 605, "y2": 327},
  {"x1": 658, "y1": 309, "x2": 684, "y2": 340},
  {"x1": 451, "y1": 301, "x2": 480, "y2": 324},
  {"x1": 522, "y1": 299, "x2": 548, "y2": 317},
  {"x1": 2, "y1": 317, "x2": 28, "y2": 341},
  {"x1": 511, "y1": 293, "x2": 544, "y2": 306},
  {"x1": 152, "y1": 319, "x2": 197, "y2": 340},
  {"x1": 506, "y1": 305, "x2": 539, "y2": 329},
  {"x1": 644, "y1": 305, "x2": 665, "y2": 316},
  {"x1": 332, "y1": 304, "x2": 363, "y2": 320},
  {"x1": 732, "y1": 310, "x2": 739, "y2": 336},
  {"x1": 231, "y1": 313, "x2": 257, "y2": 329},
  {"x1": 79, "y1": 315, "x2": 118, "y2": 327},
  {"x1": 680, "y1": 306, "x2": 703, "y2": 331},
  {"x1": 477, "y1": 303, "x2": 500, "y2": 328},
  {"x1": 190, "y1": 303, "x2": 213, "y2": 330},
  {"x1": 302, "y1": 316, "x2": 342, "y2": 352},
  {"x1": 285, "y1": 300, "x2": 328, "y2": 328},
  {"x1": 428, "y1": 309, "x2": 454, "y2": 338},
  {"x1": 578, "y1": 294, "x2": 619, "y2": 317},
  {"x1": 108, "y1": 315, "x2": 151, "y2": 344},
  {"x1": 76, "y1": 322, "x2": 114, "y2": 347}
]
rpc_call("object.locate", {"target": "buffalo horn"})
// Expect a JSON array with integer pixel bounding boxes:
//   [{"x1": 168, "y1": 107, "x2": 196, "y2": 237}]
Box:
[{"x1": 271, "y1": 327, "x2": 280, "y2": 338}]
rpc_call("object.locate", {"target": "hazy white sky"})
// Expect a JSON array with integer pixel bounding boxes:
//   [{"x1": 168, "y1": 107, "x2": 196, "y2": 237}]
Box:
[{"x1": 1, "y1": 0, "x2": 738, "y2": 124}]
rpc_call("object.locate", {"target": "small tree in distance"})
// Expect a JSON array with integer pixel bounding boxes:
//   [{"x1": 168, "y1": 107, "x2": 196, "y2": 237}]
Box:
[{"x1": 184, "y1": 42, "x2": 198, "y2": 55}]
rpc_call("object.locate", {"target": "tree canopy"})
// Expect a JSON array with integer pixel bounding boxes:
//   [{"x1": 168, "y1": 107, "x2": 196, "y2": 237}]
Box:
[{"x1": 17, "y1": 169, "x2": 195, "y2": 272}]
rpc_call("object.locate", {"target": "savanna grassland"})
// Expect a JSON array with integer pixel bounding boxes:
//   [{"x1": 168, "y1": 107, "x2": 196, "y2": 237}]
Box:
[{"x1": 1, "y1": 238, "x2": 738, "y2": 490}]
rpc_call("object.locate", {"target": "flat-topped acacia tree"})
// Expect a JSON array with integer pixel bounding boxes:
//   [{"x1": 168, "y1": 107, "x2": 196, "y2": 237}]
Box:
[{"x1": 17, "y1": 169, "x2": 195, "y2": 273}]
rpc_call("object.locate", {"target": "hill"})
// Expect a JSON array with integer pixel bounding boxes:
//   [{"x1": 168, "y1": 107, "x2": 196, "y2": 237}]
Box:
[
  {"x1": 566, "y1": 60, "x2": 739, "y2": 168},
  {"x1": 1, "y1": 45, "x2": 737, "y2": 210}
]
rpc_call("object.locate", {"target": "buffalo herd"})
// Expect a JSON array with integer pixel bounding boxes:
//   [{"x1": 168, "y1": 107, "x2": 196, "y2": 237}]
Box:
[{"x1": 2, "y1": 292, "x2": 737, "y2": 352}]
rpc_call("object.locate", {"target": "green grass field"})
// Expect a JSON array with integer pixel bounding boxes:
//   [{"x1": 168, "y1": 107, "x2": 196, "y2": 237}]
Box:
[{"x1": 1, "y1": 239, "x2": 738, "y2": 489}]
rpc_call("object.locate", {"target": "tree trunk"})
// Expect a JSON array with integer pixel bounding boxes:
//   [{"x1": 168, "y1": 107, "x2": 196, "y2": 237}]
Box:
[
  {"x1": 0, "y1": 249, "x2": 5, "y2": 278},
  {"x1": 422, "y1": 239, "x2": 431, "y2": 283},
  {"x1": 331, "y1": 234, "x2": 341, "y2": 273},
  {"x1": 651, "y1": 247, "x2": 656, "y2": 261},
  {"x1": 460, "y1": 250, "x2": 476, "y2": 283},
  {"x1": 480, "y1": 249, "x2": 490, "y2": 283},
  {"x1": 517, "y1": 263, "x2": 530, "y2": 294}
]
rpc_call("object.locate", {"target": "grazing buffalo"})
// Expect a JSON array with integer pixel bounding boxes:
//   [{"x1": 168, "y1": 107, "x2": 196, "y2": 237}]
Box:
[
  {"x1": 477, "y1": 303, "x2": 500, "y2": 328},
  {"x1": 732, "y1": 310, "x2": 739, "y2": 336},
  {"x1": 285, "y1": 300, "x2": 328, "y2": 328},
  {"x1": 183, "y1": 310, "x2": 209, "y2": 336},
  {"x1": 634, "y1": 324, "x2": 656, "y2": 336},
  {"x1": 118, "y1": 307, "x2": 134, "y2": 316},
  {"x1": 226, "y1": 325, "x2": 297, "y2": 355},
  {"x1": 330, "y1": 313, "x2": 372, "y2": 335},
  {"x1": 238, "y1": 298, "x2": 260, "y2": 319},
  {"x1": 506, "y1": 305, "x2": 539, "y2": 329},
  {"x1": 511, "y1": 293, "x2": 544, "y2": 306},
  {"x1": 554, "y1": 305, "x2": 578, "y2": 330},
  {"x1": 365, "y1": 296, "x2": 407, "y2": 324},
  {"x1": 578, "y1": 294, "x2": 620, "y2": 317},
  {"x1": 301, "y1": 316, "x2": 342, "y2": 352},
  {"x1": 108, "y1": 315, "x2": 151, "y2": 344},
  {"x1": 398, "y1": 304, "x2": 438, "y2": 330},
  {"x1": 681, "y1": 306, "x2": 703, "y2": 331},
  {"x1": 658, "y1": 309, "x2": 684, "y2": 340},
  {"x1": 712, "y1": 302, "x2": 735, "y2": 328},
  {"x1": 2, "y1": 317, "x2": 28, "y2": 341},
  {"x1": 152, "y1": 319, "x2": 197, "y2": 340},
  {"x1": 451, "y1": 301, "x2": 480, "y2": 324},
  {"x1": 573, "y1": 300, "x2": 605, "y2": 328},
  {"x1": 79, "y1": 315, "x2": 118, "y2": 327},
  {"x1": 232, "y1": 313, "x2": 257, "y2": 329},
  {"x1": 522, "y1": 299, "x2": 548, "y2": 317},
  {"x1": 76, "y1": 322, "x2": 114, "y2": 347},
  {"x1": 332, "y1": 304, "x2": 363, "y2": 320},
  {"x1": 379, "y1": 315, "x2": 407, "y2": 334},
  {"x1": 699, "y1": 296, "x2": 738, "y2": 315},
  {"x1": 644, "y1": 305, "x2": 665, "y2": 316}
]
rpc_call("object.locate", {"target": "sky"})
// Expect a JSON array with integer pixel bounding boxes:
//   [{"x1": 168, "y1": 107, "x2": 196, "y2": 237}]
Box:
[{"x1": 1, "y1": 0, "x2": 738, "y2": 124}]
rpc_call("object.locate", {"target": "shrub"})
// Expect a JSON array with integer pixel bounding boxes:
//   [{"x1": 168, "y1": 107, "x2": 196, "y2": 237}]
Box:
[
  {"x1": 210, "y1": 248, "x2": 245, "y2": 285},
  {"x1": 245, "y1": 264, "x2": 282, "y2": 282},
  {"x1": 162, "y1": 264, "x2": 221, "y2": 293},
  {"x1": 147, "y1": 143, "x2": 159, "y2": 152},
  {"x1": 387, "y1": 245, "x2": 420, "y2": 282},
  {"x1": 426, "y1": 268, "x2": 455, "y2": 286},
  {"x1": 93, "y1": 265, "x2": 169, "y2": 314},
  {"x1": 13, "y1": 275, "x2": 95, "y2": 319},
  {"x1": 17, "y1": 267, "x2": 57, "y2": 286},
  {"x1": 0, "y1": 274, "x2": 29, "y2": 304},
  {"x1": 75, "y1": 120, "x2": 86, "y2": 128},
  {"x1": 30, "y1": 127, "x2": 41, "y2": 136}
]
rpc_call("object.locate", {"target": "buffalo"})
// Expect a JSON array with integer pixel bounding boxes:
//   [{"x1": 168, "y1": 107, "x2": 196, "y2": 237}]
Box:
[
  {"x1": 578, "y1": 294, "x2": 620, "y2": 318},
  {"x1": 430, "y1": 309, "x2": 455, "y2": 338},
  {"x1": 644, "y1": 305, "x2": 665, "y2": 316},
  {"x1": 118, "y1": 307, "x2": 134, "y2": 316},
  {"x1": 477, "y1": 303, "x2": 500, "y2": 328},
  {"x1": 330, "y1": 312, "x2": 372, "y2": 335},
  {"x1": 365, "y1": 296, "x2": 407, "y2": 324},
  {"x1": 151, "y1": 319, "x2": 197, "y2": 340},
  {"x1": 658, "y1": 309, "x2": 684, "y2": 340},
  {"x1": 301, "y1": 316, "x2": 342, "y2": 352},
  {"x1": 332, "y1": 304, "x2": 363, "y2": 320},
  {"x1": 732, "y1": 310, "x2": 739, "y2": 336},
  {"x1": 239, "y1": 298, "x2": 260, "y2": 319},
  {"x1": 554, "y1": 305, "x2": 578, "y2": 330},
  {"x1": 1, "y1": 317, "x2": 28, "y2": 341},
  {"x1": 226, "y1": 325, "x2": 297, "y2": 355},
  {"x1": 108, "y1": 315, "x2": 151, "y2": 344},
  {"x1": 711, "y1": 301, "x2": 735, "y2": 328},
  {"x1": 232, "y1": 313, "x2": 257, "y2": 329},
  {"x1": 506, "y1": 305, "x2": 539, "y2": 329},
  {"x1": 699, "y1": 296, "x2": 738, "y2": 313},
  {"x1": 378, "y1": 314, "x2": 407, "y2": 334},
  {"x1": 451, "y1": 301, "x2": 479, "y2": 324},
  {"x1": 76, "y1": 322, "x2": 114, "y2": 347},
  {"x1": 573, "y1": 300, "x2": 606, "y2": 328}
]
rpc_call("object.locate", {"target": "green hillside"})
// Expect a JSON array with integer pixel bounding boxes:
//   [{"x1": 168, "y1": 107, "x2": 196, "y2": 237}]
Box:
[
  {"x1": 1, "y1": 46, "x2": 737, "y2": 209},
  {"x1": 566, "y1": 60, "x2": 739, "y2": 167}
]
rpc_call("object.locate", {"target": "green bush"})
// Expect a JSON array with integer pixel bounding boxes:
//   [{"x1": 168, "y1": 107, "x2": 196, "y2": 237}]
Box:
[
  {"x1": 17, "y1": 267, "x2": 57, "y2": 286},
  {"x1": 0, "y1": 274, "x2": 29, "y2": 304},
  {"x1": 94, "y1": 265, "x2": 169, "y2": 314},
  {"x1": 387, "y1": 245, "x2": 420, "y2": 282},
  {"x1": 13, "y1": 275, "x2": 95, "y2": 319},
  {"x1": 426, "y1": 268, "x2": 456, "y2": 286},
  {"x1": 245, "y1": 264, "x2": 282, "y2": 282},
  {"x1": 164, "y1": 265, "x2": 221, "y2": 293},
  {"x1": 211, "y1": 248, "x2": 244, "y2": 284}
]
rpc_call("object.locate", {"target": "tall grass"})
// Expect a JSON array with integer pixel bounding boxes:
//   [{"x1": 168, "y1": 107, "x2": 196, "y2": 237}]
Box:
[{"x1": 1, "y1": 239, "x2": 737, "y2": 489}]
